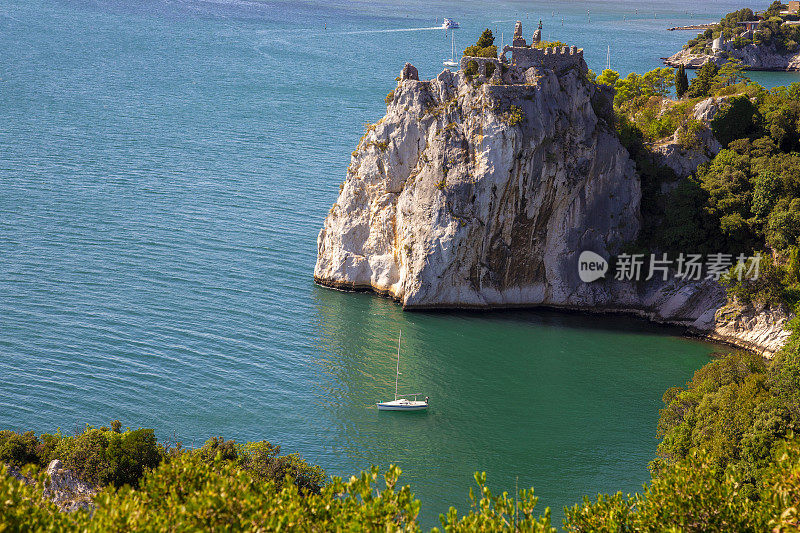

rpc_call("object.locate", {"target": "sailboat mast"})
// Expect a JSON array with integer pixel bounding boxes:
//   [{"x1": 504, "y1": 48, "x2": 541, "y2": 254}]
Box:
[{"x1": 395, "y1": 331, "x2": 401, "y2": 400}]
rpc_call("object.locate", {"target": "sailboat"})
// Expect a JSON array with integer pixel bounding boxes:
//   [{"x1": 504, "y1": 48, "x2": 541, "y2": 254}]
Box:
[
  {"x1": 377, "y1": 331, "x2": 429, "y2": 411},
  {"x1": 443, "y1": 32, "x2": 459, "y2": 68}
]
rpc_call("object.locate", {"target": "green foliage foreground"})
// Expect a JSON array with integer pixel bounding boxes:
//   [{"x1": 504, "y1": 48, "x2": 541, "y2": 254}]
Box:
[
  {"x1": 5, "y1": 332, "x2": 800, "y2": 533},
  {"x1": 0, "y1": 452, "x2": 557, "y2": 532},
  {"x1": 3, "y1": 422, "x2": 800, "y2": 531}
]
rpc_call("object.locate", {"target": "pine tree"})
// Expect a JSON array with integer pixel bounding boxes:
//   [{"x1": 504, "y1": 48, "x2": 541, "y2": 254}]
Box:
[
  {"x1": 675, "y1": 64, "x2": 689, "y2": 98},
  {"x1": 476, "y1": 29, "x2": 494, "y2": 48},
  {"x1": 687, "y1": 61, "x2": 719, "y2": 98}
]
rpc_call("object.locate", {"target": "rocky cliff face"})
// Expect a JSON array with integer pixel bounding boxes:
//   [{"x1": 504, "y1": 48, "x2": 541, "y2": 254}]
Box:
[
  {"x1": 651, "y1": 97, "x2": 724, "y2": 180},
  {"x1": 43, "y1": 459, "x2": 97, "y2": 512},
  {"x1": 711, "y1": 303, "x2": 794, "y2": 355},
  {"x1": 316, "y1": 62, "x2": 643, "y2": 308},
  {"x1": 315, "y1": 60, "x2": 790, "y2": 355},
  {"x1": 665, "y1": 43, "x2": 800, "y2": 71}
]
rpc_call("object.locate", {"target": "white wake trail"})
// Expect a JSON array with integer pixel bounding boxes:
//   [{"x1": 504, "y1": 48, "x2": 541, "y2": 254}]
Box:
[{"x1": 340, "y1": 26, "x2": 445, "y2": 35}]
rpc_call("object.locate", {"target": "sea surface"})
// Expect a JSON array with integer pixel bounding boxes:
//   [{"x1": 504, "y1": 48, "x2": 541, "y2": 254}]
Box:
[{"x1": 0, "y1": 0, "x2": 792, "y2": 527}]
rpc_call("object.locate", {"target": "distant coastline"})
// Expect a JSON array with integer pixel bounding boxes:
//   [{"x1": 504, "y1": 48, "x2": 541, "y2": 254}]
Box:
[
  {"x1": 664, "y1": 4, "x2": 800, "y2": 70},
  {"x1": 667, "y1": 23, "x2": 716, "y2": 31}
]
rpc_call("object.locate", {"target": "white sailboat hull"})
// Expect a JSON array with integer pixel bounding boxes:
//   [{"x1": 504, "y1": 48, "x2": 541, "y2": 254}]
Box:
[
  {"x1": 377, "y1": 399, "x2": 428, "y2": 411},
  {"x1": 378, "y1": 331, "x2": 428, "y2": 411}
]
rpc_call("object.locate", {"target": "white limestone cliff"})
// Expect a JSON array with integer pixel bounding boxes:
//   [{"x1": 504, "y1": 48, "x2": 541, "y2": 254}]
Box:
[
  {"x1": 314, "y1": 61, "x2": 791, "y2": 356},
  {"x1": 2, "y1": 459, "x2": 97, "y2": 512}
]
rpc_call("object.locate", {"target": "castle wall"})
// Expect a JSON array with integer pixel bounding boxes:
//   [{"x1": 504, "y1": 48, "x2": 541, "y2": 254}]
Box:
[{"x1": 501, "y1": 45, "x2": 585, "y2": 73}]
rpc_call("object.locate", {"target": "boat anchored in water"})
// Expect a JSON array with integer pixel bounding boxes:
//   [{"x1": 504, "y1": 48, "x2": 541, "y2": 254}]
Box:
[
  {"x1": 377, "y1": 331, "x2": 429, "y2": 411},
  {"x1": 442, "y1": 17, "x2": 459, "y2": 29}
]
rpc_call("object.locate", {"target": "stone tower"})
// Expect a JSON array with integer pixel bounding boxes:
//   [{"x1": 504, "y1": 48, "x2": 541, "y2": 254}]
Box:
[
  {"x1": 532, "y1": 20, "x2": 542, "y2": 46},
  {"x1": 512, "y1": 21, "x2": 526, "y2": 47}
]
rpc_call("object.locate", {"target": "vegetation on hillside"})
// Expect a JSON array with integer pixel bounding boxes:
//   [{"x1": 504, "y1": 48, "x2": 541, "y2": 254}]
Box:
[
  {"x1": 685, "y1": 2, "x2": 800, "y2": 55},
  {"x1": 566, "y1": 328, "x2": 800, "y2": 531},
  {"x1": 0, "y1": 423, "x2": 324, "y2": 493},
  {"x1": 1, "y1": 428, "x2": 557, "y2": 532},
  {"x1": 594, "y1": 60, "x2": 800, "y2": 311}
]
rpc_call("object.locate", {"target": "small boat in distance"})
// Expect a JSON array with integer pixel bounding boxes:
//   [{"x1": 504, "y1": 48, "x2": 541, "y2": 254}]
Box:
[
  {"x1": 442, "y1": 18, "x2": 460, "y2": 29},
  {"x1": 377, "y1": 331, "x2": 429, "y2": 411},
  {"x1": 443, "y1": 31, "x2": 458, "y2": 67}
]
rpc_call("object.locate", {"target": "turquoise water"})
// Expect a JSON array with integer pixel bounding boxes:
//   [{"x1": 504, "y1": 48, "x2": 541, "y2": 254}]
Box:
[{"x1": 0, "y1": 0, "x2": 788, "y2": 526}]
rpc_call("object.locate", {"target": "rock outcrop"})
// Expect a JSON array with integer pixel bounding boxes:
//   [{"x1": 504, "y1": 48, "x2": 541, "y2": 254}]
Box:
[
  {"x1": 651, "y1": 97, "x2": 724, "y2": 180},
  {"x1": 314, "y1": 53, "x2": 791, "y2": 355},
  {"x1": 664, "y1": 43, "x2": 800, "y2": 71},
  {"x1": 3, "y1": 460, "x2": 98, "y2": 513},
  {"x1": 710, "y1": 303, "x2": 794, "y2": 356},
  {"x1": 43, "y1": 459, "x2": 97, "y2": 512},
  {"x1": 316, "y1": 60, "x2": 643, "y2": 309}
]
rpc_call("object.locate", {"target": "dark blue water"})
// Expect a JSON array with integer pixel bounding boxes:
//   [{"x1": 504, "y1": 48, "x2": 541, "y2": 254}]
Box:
[{"x1": 0, "y1": 0, "x2": 787, "y2": 526}]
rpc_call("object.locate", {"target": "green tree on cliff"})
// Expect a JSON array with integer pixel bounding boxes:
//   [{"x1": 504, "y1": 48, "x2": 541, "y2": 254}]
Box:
[
  {"x1": 464, "y1": 29, "x2": 498, "y2": 58},
  {"x1": 476, "y1": 29, "x2": 494, "y2": 48},
  {"x1": 596, "y1": 69, "x2": 619, "y2": 87},
  {"x1": 675, "y1": 64, "x2": 688, "y2": 98},
  {"x1": 687, "y1": 60, "x2": 719, "y2": 98}
]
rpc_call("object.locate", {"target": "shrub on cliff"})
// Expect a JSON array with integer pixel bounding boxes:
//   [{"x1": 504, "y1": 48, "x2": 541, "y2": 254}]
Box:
[
  {"x1": 192, "y1": 436, "x2": 325, "y2": 493},
  {"x1": 463, "y1": 45, "x2": 497, "y2": 58},
  {"x1": 52, "y1": 426, "x2": 162, "y2": 488},
  {"x1": 711, "y1": 95, "x2": 760, "y2": 146},
  {"x1": 687, "y1": 61, "x2": 719, "y2": 98},
  {"x1": 0, "y1": 430, "x2": 48, "y2": 468},
  {"x1": 476, "y1": 29, "x2": 493, "y2": 48},
  {"x1": 595, "y1": 69, "x2": 619, "y2": 87},
  {"x1": 463, "y1": 29, "x2": 497, "y2": 58},
  {"x1": 535, "y1": 40, "x2": 568, "y2": 49}
]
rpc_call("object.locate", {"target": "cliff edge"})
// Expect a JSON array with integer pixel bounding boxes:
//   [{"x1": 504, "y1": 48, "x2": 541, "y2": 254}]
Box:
[{"x1": 314, "y1": 29, "x2": 791, "y2": 356}]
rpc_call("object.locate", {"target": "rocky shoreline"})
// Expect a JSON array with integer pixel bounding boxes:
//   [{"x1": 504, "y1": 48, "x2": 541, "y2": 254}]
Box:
[
  {"x1": 664, "y1": 44, "x2": 800, "y2": 71},
  {"x1": 315, "y1": 277, "x2": 791, "y2": 357}
]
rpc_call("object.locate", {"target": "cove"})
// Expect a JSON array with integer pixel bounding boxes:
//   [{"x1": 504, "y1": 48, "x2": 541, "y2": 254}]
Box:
[{"x1": 311, "y1": 288, "x2": 718, "y2": 526}]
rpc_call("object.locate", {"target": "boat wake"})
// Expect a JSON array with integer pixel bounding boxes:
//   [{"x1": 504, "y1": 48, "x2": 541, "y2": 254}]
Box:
[{"x1": 340, "y1": 26, "x2": 444, "y2": 35}]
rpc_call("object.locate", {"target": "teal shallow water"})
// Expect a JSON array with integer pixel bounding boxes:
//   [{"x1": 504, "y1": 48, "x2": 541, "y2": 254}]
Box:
[{"x1": 0, "y1": 0, "x2": 789, "y2": 526}]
